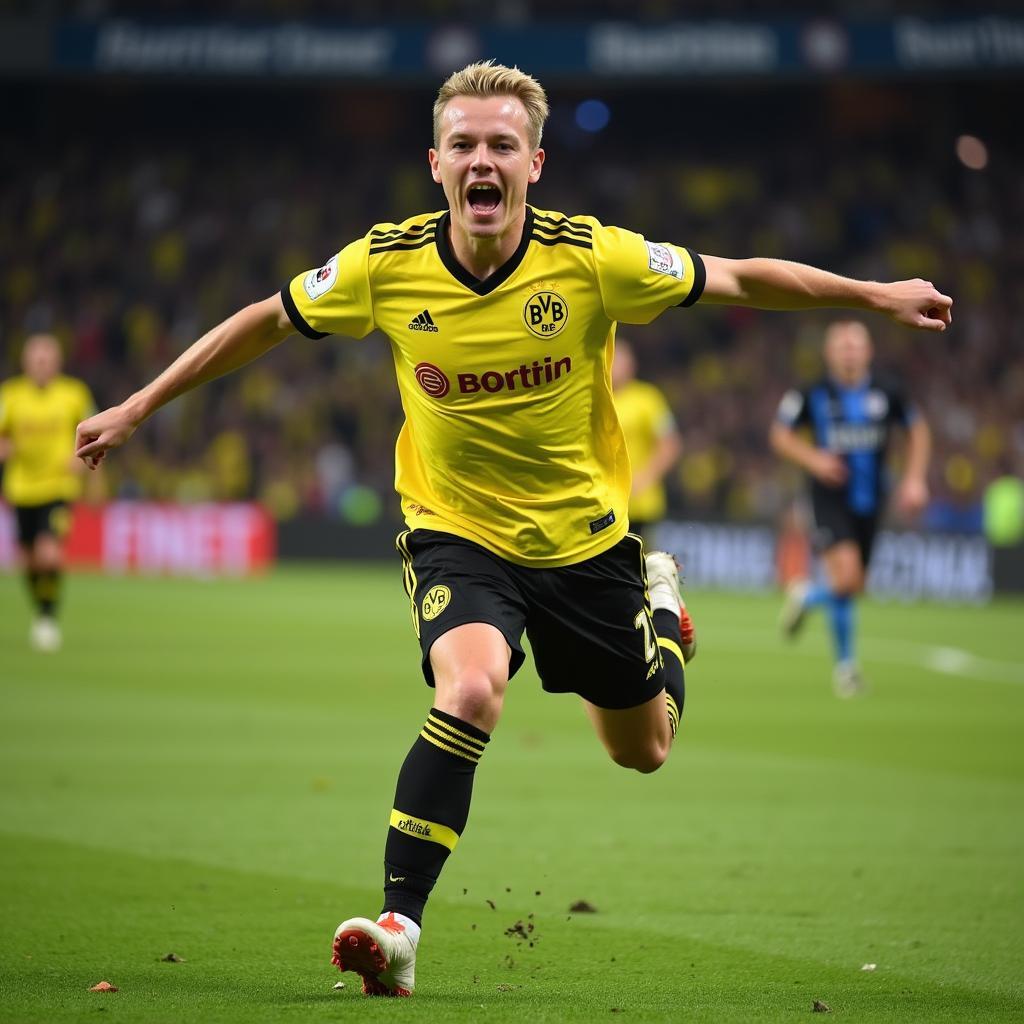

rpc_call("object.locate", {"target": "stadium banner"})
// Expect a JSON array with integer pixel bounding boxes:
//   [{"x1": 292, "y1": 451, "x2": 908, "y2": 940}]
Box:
[
  {"x1": 37, "y1": 16, "x2": 1024, "y2": 78},
  {"x1": 0, "y1": 502, "x2": 275, "y2": 576},
  {"x1": 655, "y1": 520, "x2": 994, "y2": 604}
]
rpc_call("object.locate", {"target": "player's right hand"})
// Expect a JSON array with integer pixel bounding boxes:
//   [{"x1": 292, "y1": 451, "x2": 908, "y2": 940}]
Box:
[
  {"x1": 75, "y1": 404, "x2": 138, "y2": 470},
  {"x1": 810, "y1": 450, "x2": 848, "y2": 487}
]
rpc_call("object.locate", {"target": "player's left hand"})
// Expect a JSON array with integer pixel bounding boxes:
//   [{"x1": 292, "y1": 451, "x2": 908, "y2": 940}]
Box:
[
  {"x1": 896, "y1": 476, "x2": 929, "y2": 517},
  {"x1": 879, "y1": 279, "x2": 953, "y2": 331},
  {"x1": 75, "y1": 403, "x2": 139, "y2": 469}
]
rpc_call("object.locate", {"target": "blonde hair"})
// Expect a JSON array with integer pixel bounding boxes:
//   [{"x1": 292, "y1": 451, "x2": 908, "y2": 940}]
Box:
[{"x1": 433, "y1": 61, "x2": 549, "y2": 151}]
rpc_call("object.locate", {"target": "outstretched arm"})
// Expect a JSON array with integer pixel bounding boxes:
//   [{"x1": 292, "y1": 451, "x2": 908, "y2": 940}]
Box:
[
  {"x1": 700, "y1": 256, "x2": 952, "y2": 332},
  {"x1": 75, "y1": 294, "x2": 294, "y2": 468}
]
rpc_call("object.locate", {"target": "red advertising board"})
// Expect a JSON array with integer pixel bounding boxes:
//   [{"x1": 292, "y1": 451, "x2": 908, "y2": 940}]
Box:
[{"x1": 0, "y1": 502, "x2": 275, "y2": 575}]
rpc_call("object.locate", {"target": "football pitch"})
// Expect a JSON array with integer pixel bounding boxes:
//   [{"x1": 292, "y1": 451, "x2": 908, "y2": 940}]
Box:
[{"x1": 1, "y1": 565, "x2": 1022, "y2": 1023}]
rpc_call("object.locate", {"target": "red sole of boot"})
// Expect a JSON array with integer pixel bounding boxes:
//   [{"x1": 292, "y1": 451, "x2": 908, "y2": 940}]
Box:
[{"x1": 331, "y1": 929, "x2": 410, "y2": 997}]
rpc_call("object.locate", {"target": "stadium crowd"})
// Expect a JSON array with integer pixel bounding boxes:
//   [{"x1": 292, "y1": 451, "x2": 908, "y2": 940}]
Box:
[{"x1": 2, "y1": 81, "x2": 1019, "y2": 530}]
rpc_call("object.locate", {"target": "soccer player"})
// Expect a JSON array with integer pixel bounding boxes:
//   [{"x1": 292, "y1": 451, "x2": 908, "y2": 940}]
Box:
[
  {"x1": 74, "y1": 63, "x2": 952, "y2": 995},
  {"x1": 611, "y1": 337, "x2": 695, "y2": 660},
  {"x1": 611, "y1": 338, "x2": 683, "y2": 540},
  {"x1": 0, "y1": 334, "x2": 95, "y2": 651},
  {"x1": 771, "y1": 320, "x2": 932, "y2": 696}
]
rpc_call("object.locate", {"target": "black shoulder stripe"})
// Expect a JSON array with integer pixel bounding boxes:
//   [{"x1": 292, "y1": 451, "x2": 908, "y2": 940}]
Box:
[
  {"x1": 370, "y1": 216, "x2": 443, "y2": 240},
  {"x1": 532, "y1": 212, "x2": 593, "y2": 236},
  {"x1": 532, "y1": 222, "x2": 592, "y2": 238},
  {"x1": 369, "y1": 234, "x2": 438, "y2": 256},
  {"x1": 280, "y1": 285, "x2": 328, "y2": 340},
  {"x1": 677, "y1": 248, "x2": 706, "y2": 308},
  {"x1": 533, "y1": 225, "x2": 594, "y2": 243},
  {"x1": 531, "y1": 235, "x2": 593, "y2": 250}
]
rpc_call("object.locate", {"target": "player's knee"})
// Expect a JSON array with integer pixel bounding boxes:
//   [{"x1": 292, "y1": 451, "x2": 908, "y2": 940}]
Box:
[
  {"x1": 33, "y1": 537, "x2": 61, "y2": 570},
  {"x1": 833, "y1": 571, "x2": 864, "y2": 597},
  {"x1": 435, "y1": 668, "x2": 507, "y2": 732},
  {"x1": 608, "y1": 740, "x2": 669, "y2": 775}
]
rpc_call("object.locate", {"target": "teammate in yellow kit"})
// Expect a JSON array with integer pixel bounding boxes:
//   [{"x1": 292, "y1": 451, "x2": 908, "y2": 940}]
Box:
[
  {"x1": 611, "y1": 337, "x2": 695, "y2": 659},
  {"x1": 611, "y1": 337, "x2": 683, "y2": 539},
  {"x1": 75, "y1": 62, "x2": 952, "y2": 995},
  {"x1": 0, "y1": 334, "x2": 94, "y2": 651}
]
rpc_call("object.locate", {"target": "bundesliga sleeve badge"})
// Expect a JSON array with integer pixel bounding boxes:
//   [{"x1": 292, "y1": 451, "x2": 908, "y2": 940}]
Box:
[
  {"x1": 303, "y1": 255, "x2": 340, "y2": 301},
  {"x1": 644, "y1": 240, "x2": 684, "y2": 281}
]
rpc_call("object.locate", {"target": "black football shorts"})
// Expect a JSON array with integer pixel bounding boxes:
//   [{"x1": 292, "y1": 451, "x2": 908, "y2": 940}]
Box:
[
  {"x1": 811, "y1": 489, "x2": 880, "y2": 566},
  {"x1": 15, "y1": 501, "x2": 71, "y2": 548},
  {"x1": 395, "y1": 528, "x2": 666, "y2": 710}
]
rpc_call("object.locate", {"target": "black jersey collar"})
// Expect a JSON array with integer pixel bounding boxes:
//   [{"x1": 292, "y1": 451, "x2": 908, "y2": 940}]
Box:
[{"x1": 435, "y1": 207, "x2": 534, "y2": 296}]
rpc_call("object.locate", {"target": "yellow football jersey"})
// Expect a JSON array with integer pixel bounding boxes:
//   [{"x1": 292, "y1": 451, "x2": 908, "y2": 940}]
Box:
[
  {"x1": 613, "y1": 379, "x2": 677, "y2": 523},
  {"x1": 283, "y1": 206, "x2": 704, "y2": 567},
  {"x1": 0, "y1": 374, "x2": 95, "y2": 505}
]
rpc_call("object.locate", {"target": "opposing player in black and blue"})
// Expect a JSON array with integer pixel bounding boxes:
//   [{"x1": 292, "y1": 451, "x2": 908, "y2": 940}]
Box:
[{"x1": 771, "y1": 321, "x2": 931, "y2": 696}]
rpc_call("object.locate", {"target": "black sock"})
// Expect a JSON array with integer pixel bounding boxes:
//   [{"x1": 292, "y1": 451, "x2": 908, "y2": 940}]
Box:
[
  {"x1": 25, "y1": 570, "x2": 41, "y2": 611},
  {"x1": 654, "y1": 608, "x2": 686, "y2": 738},
  {"x1": 34, "y1": 570, "x2": 61, "y2": 617},
  {"x1": 381, "y1": 708, "x2": 489, "y2": 925}
]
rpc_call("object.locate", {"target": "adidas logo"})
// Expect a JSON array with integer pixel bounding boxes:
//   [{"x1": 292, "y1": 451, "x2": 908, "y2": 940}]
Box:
[{"x1": 408, "y1": 309, "x2": 439, "y2": 333}]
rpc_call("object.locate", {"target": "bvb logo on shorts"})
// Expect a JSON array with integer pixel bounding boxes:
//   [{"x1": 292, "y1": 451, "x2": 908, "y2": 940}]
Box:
[
  {"x1": 421, "y1": 585, "x2": 452, "y2": 621},
  {"x1": 48, "y1": 506, "x2": 71, "y2": 538},
  {"x1": 524, "y1": 291, "x2": 568, "y2": 338}
]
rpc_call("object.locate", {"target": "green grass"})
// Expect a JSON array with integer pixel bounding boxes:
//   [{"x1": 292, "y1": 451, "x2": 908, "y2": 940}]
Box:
[{"x1": 1, "y1": 566, "x2": 1023, "y2": 1023}]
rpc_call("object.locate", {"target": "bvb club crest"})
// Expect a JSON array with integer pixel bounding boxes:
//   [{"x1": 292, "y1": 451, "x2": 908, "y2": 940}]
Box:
[
  {"x1": 422, "y1": 585, "x2": 451, "y2": 621},
  {"x1": 524, "y1": 291, "x2": 568, "y2": 338}
]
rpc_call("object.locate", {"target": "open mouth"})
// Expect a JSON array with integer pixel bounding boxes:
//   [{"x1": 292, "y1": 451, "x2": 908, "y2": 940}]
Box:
[{"x1": 467, "y1": 183, "x2": 502, "y2": 216}]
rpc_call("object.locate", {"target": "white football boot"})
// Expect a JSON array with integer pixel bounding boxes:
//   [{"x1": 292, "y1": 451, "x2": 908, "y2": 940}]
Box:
[
  {"x1": 30, "y1": 616, "x2": 62, "y2": 653},
  {"x1": 779, "y1": 580, "x2": 810, "y2": 640},
  {"x1": 332, "y1": 913, "x2": 417, "y2": 996},
  {"x1": 833, "y1": 660, "x2": 866, "y2": 699},
  {"x1": 645, "y1": 550, "x2": 696, "y2": 663}
]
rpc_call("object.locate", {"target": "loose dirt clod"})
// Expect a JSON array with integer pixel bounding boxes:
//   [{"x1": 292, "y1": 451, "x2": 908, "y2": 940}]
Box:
[
  {"x1": 160, "y1": 953, "x2": 185, "y2": 963},
  {"x1": 333, "y1": 981, "x2": 345, "y2": 990},
  {"x1": 812, "y1": 999, "x2": 832, "y2": 1013},
  {"x1": 89, "y1": 982, "x2": 118, "y2": 993},
  {"x1": 569, "y1": 899, "x2": 598, "y2": 913},
  {"x1": 504, "y1": 919, "x2": 537, "y2": 944},
  {"x1": 486, "y1": 899, "x2": 496, "y2": 910}
]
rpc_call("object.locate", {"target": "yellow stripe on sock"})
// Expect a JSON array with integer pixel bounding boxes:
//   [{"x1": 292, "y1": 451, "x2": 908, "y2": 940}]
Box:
[
  {"x1": 419, "y1": 728, "x2": 480, "y2": 763},
  {"x1": 658, "y1": 636, "x2": 685, "y2": 669},
  {"x1": 422, "y1": 722, "x2": 482, "y2": 760},
  {"x1": 427, "y1": 713, "x2": 486, "y2": 753},
  {"x1": 389, "y1": 808, "x2": 459, "y2": 850}
]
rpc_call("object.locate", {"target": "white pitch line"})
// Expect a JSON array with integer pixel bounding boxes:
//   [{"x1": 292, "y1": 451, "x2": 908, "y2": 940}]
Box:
[{"x1": 715, "y1": 628, "x2": 1024, "y2": 686}]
